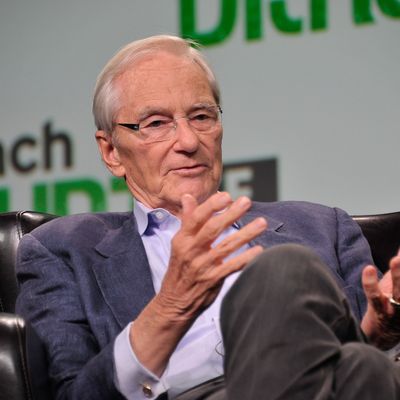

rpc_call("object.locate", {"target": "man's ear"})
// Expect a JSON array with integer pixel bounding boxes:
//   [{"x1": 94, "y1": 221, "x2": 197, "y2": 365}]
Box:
[{"x1": 95, "y1": 130, "x2": 126, "y2": 177}]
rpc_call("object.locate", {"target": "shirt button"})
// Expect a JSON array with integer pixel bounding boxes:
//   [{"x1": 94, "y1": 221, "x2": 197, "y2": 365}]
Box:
[
  {"x1": 142, "y1": 383, "x2": 153, "y2": 398},
  {"x1": 155, "y1": 211, "x2": 164, "y2": 220}
]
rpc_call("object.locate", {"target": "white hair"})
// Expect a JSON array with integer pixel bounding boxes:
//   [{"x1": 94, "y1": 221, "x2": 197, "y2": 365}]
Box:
[{"x1": 92, "y1": 35, "x2": 220, "y2": 134}]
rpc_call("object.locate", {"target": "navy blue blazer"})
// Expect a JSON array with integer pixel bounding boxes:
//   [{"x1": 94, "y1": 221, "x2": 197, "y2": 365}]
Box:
[{"x1": 15, "y1": 201, "x2": 373, "y2": 399}]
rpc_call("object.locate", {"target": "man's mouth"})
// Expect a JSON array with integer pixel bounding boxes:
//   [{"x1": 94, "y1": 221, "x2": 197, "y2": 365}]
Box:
[{"x1": 169, "y1": 164, "x2": 208, "y2": 176}]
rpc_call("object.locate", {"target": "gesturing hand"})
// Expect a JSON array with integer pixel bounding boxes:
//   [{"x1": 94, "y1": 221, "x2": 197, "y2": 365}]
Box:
[
  {"x1": 361, "y1": 250, "x2": 400, "y2": 349},
  {"x1": 131, "y1": 192, "x2": 267, "y2": 376},
  {"x1": 157, "y1": 191, "x2": 267, "y2": 322}
]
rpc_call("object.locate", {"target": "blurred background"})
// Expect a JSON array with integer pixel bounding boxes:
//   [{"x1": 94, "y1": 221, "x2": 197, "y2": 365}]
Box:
[{"x1": 1, "y1": 0, "x2": 399, "y2": 215}]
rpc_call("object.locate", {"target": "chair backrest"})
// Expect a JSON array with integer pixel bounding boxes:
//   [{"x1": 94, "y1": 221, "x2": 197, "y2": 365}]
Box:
[
  {"x1": 0, "y1": 211, "x2": 58, "y2": 313},
  {"x1": 352, "y1": 212, "x2": 400, "y2": 274}
]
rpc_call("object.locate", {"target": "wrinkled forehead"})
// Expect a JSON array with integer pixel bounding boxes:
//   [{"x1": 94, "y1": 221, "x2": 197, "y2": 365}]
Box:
[
  {"x1": 121, "y1": 53, "x2": 199, "y2": 80},
  {"x1": 114, "y1": 52, "x2": 215, "y2": 113}
]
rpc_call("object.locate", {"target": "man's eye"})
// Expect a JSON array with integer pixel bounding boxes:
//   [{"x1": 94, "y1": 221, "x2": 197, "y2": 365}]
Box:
[
  {"x1": 191, "y1": 112, "x2": 214, "y2": 122},
  {"x1": 142, "y1": 118, "x2": 169, "y2": 129},
  {"x1": 149, "y1": 120, "x2": 165, "y2": 127},
  {"x1": 194, "y1": 114, "x2": 210, "y2": 121}
]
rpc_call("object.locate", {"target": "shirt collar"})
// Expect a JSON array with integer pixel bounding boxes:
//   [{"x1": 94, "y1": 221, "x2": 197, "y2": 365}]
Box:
[
  {"x1": 134, "y1": 199, "x2": 241, "y2": 235},
  {"x1": 134, "y1": 200, "x2": 176, "y2": 236}
]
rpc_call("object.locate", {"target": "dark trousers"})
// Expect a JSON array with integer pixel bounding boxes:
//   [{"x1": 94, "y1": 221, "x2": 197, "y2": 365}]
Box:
[{"x1": 175, "y1": 244, "x2": 400, "y2": 400}]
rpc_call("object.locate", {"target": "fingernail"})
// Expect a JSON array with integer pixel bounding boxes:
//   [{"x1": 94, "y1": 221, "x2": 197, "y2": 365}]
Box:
[
  {"x1": 181, "y1": 193, "x2": 192, "y2": 202},
  {"x1": 255, "y1": 217, "x2": 267, "y2": 228},
  {"x1": 237, "y1": 196, "x2": 251, "y2": 209},
  {"x1": 181, "y1": 193, "x2": 193, "y2": 204},
  {"x1": 217, "y1": 192, "x2": 231, "y2": 205}
]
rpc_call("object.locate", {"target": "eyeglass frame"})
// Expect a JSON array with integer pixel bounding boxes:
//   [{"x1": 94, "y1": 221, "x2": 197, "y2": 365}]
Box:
[{"x1": 113, "y1": 104, "x2": 223, "y2": 142}]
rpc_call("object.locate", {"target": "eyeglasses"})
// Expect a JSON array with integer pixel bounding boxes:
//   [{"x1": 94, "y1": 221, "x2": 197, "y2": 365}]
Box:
[{"x1": 115, "y1": 104, "x2": 222, "y2": 143}]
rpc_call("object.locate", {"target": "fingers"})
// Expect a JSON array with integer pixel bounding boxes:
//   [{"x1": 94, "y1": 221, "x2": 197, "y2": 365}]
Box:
[
  {"x1": 181, "y1": 192, "x2": 233, "y2": 231},
  {"x1": 166, "y1": 193, "x2": 267, "y2": 320},
  {"x1": 217, "y1": 245, "x2": 265, "y2": 277},
  {"x1": 195, "y1": 196, "x2": 253, "y2": 245},
  {"x1": 188, "y1": 216, "x2": 267, "y2": 276},
  {"x1": 362, "y1": 259, "x2": 400, "y2": 349},
  {"x1": 180, "y1": 192, "x2": 255, "y2": 250},
  {"x1": 178, "y1": 192, "x2": 267, "y2": 263},
  {"x1": 185, "y1": 218, "x2": 266, "y2": 287},
  {"x1": 389, "y1": 252, "x2": 400, "y2": 302},
  {"x1": 362, "y1": 265, "x2": 380, "y2": 297},
  {"x1": 362, "y1": 265, "x2": 388, "y2": 315},
  {"x1": 210, "y1": 217, "x2": 267, "y2": 262}
]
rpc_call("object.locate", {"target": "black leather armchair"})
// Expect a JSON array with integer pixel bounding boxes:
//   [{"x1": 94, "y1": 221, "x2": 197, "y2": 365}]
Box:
[
  {"x1": 0, "y1": 210, "x2": 399, "y2": 399},
  {"x1": 0, "y1": 211, "x2": 57, "y2": 400},
  {"x1": 352, "y1": 212, "x2": 400, "y2": 274}
]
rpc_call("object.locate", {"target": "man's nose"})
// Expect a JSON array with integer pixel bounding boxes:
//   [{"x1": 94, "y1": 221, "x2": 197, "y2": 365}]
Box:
[{"x1": 173, "y1": 117, "x2": 200, "y2": 152}]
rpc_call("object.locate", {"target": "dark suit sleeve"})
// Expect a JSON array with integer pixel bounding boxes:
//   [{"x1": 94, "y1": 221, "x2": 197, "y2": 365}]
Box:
[
  {"x1": 333, "y1": 207, "x2": 374, "y2": 321},
  {"x1": 16, "y1": 233, "x2": 125, "y2": 400}
]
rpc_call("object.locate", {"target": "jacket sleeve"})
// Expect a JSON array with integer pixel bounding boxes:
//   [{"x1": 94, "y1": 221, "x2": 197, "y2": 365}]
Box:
[
  {"x1": 334, "y1": 207, "x2": 375, "y2": 321},
  {"x1": 16, "y1": 233, "x2": 126, "y2": 400}
]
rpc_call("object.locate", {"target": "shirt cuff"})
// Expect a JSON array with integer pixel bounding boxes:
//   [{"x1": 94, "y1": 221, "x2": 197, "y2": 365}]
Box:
[{"x1": 114, "y1": 322, "x2": 170, "y2": 399}]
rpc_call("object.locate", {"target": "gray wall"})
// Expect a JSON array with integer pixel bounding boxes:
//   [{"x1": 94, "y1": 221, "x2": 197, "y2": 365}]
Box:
[{"x1": 1, "y1": 0, "x2": 399, "y2": 215}]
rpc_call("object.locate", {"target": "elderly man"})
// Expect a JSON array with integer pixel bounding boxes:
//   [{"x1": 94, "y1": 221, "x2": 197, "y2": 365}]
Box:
[{"x1": 16, "y1": 35, "x2": 400, "y2": 400}]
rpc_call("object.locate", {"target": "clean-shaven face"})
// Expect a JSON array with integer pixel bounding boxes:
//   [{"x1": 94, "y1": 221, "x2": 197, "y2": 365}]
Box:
[{"x1": 107, "y1": 51, "x2": 223, "y2": 215}]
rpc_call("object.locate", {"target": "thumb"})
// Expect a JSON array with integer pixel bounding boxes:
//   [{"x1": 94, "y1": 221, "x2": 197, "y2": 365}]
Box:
[{"x1": 362, "y1": 265, "x2": 386, "y2": 315}]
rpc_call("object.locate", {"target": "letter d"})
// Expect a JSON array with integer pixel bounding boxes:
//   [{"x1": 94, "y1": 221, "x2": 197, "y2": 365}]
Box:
[{"x1": 180, "y1": 0, "x2": 237, "y2": 46}]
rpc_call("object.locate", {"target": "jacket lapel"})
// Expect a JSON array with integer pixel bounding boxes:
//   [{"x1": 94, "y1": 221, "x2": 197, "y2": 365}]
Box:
[
  {"x1": 92, "y1": 213, "x2": 155, "y2": 328},
  {"x1": 89, "y1": 207, "x2": 286, "y2": 328},
  {"x1": 238, "y1": 208, "x2": 285, "y2": 248}
]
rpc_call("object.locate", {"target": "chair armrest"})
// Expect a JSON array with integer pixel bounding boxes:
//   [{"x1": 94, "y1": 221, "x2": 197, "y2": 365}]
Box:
[{"x1": 0, "y1": 313, "x2": 52, "y2": 400}]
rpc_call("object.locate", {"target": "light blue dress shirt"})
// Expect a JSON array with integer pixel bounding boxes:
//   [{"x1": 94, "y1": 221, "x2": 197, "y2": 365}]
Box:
[{"x1": 114, "y1": 201, "x2": 247, "y2": 399}]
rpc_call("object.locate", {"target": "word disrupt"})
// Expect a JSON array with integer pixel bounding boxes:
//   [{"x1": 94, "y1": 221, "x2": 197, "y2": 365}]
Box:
[{"x1": 180, "y1": 0, "x2": 400, "y2": 45}]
